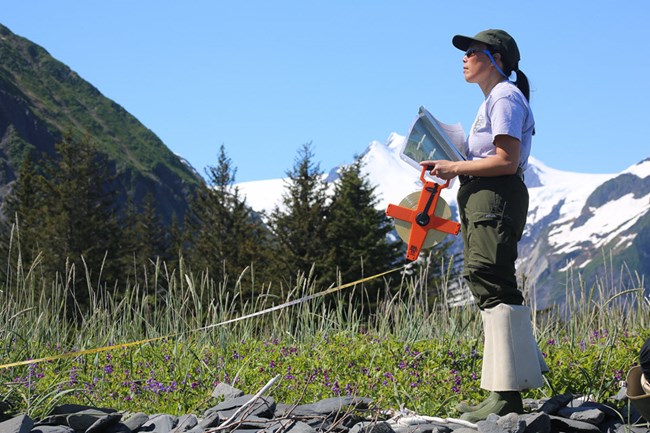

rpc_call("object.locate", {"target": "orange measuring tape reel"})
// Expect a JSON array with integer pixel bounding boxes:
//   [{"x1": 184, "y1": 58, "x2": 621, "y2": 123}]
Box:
[{"x1": 386, "y1": 166, "x2": 461, "y2": 261}]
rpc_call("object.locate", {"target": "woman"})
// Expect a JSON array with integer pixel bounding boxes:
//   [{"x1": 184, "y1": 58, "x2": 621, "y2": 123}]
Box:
[{"x1": 421, "y1": 29, "x2": 546, "y2": 422}]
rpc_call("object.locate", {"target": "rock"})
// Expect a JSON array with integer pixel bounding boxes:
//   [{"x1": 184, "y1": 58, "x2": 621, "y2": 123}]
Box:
[
  {"x1": 105, "y1": 422, "x2": 132, "y2": 433},
  {"x1": 118, "y1": 412, "x2": 149, "y2": 432},
  {"x1": 556, "y1": 406, "x2": 605, "y2": 425},
  {"x1": 349, "y1": 421, "x2": 396, "y2": 433},
  {"x1": 520, "y1": 411, "x2": 551, "y2": 433},
  {"x1": 475, "y1": 413, "x2": 525, "y2": 433},
  {"x1": 67, "y1": 409, "x2": 117, "y2": 430},
  {"x1": 610, "y1": 423, "x2": 650, "y2": 433},
  {"x1": 196, "y1": 410, "x2": 221, "y2": 430},
  {"x1": 3, "y1": 392, "x2": 650, "y2": 433},
  {"x1": 212, "y1": 382, "x2": 245, "y2": 401},
  {"x1": 0, "y1": 414, "x2": 33, "y2": 433},
  {"x1": 548, "y1": 414, "x2": 603, "y2": 432},
  {"x1": 31, "y1": 426, "x2": 75, "y2": 433},
  {"x1": 496, "y1": 412, "x2": 526, "y2": 432},
  {"x1": 578, "y1": 400, "x2": 621, "y2": 419},
  {"x1": 32, "y1": 415, "x2": 68, "y2": 426},
  {"x1": 205, "y1": 394, "x2": 276, "y2": 419},
  {"x1": 284, "y1": 420, "x2": 317, "y2": 433},
  {"x1": 284, "y1": 396, "x2": 373, "y2": 417},
  {"x1": 170, "y1": 414, "x2": 198, "y2": 432},
  {"x1": 538, "y1": 393, "x2": 574, "y2": 415},
  {"x1": 86, "y1": 412, "x2": 122, "y2": 433},
  {"x1": 140, "y1": 413, "x2": 179, "y2": 433}
]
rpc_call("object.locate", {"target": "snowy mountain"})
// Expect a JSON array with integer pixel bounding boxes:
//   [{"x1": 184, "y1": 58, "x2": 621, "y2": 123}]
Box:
[{"x1": 237, "y1": 134, "x2": 650, "y2": 309}]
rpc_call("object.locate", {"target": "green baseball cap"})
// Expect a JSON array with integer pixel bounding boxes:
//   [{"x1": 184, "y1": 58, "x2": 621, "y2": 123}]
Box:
[{"x1": 452, "y1": 29, "x2": 520, "y2": 71}]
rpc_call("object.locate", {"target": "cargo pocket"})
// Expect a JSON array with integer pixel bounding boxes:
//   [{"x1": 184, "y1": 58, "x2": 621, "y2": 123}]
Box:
[{"x1": 466, "y1": 211, "x2": 504, "y2": 270}]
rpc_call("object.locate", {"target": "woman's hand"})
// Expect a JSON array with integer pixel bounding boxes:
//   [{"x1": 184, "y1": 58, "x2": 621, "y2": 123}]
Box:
[{"x1": 420, "y1": 160, "x2": 458, "y2": 180}]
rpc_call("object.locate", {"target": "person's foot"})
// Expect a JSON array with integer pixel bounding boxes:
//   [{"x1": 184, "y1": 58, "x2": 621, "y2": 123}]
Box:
[
  {"x1": 459, "y1": 391, "x2": 523, "y2": 423},
  {"x1": 455, "y1": 391, "x2": 499, "y2": 413}
]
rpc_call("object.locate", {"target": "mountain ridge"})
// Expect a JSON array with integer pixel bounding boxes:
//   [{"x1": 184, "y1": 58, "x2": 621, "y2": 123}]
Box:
[{"x1": 0, "y1": 23, "x2": 202, "y2": 223}]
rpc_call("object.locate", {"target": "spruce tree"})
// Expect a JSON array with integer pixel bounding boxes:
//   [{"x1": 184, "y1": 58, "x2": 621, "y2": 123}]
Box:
[
  {"x1": 188, "y1": 144, "x2": 270, "y2": 289},
  {"x1": 323, "y1": 158, "x2": 401, "y2": 310},
  {"x1": 121, "y1": 192, "x2": 166, "y2": 288},
  {"x1": 3, "y1": 154, "x2": 42, "y2": 257},
  {"x1": 267, "y1": 142, "x2": 329, "y2": 282},
  {"x1": 1, "y1": 152, "x2": 47, "y2": 284},
  {"x1": 37, "y1": 133, "x2": 121, "y2": 308}
]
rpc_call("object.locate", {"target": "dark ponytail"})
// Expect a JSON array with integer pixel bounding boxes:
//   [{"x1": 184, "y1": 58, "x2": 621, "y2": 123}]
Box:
[
  {"x1": 514, "y1": 68, "x2": 535, "y2": 135},
  {"x1": 514, "y1": 69, "x2": 531, "y2": 102}
]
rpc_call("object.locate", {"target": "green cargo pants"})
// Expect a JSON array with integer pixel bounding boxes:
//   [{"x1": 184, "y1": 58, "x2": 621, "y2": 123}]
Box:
[{"x1": 457, "y1": 175, "x2": 528, "y2": 310}]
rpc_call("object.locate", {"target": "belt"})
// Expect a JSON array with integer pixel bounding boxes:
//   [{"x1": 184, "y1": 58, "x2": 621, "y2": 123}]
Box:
[{"x1": 459, "y1": 167, "x2": 525, "y2": 187}]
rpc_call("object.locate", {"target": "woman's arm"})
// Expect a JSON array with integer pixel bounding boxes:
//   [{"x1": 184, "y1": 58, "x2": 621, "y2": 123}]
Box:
[{"x1": 421, "y1": 134, "x2": 520, "y2": 180}]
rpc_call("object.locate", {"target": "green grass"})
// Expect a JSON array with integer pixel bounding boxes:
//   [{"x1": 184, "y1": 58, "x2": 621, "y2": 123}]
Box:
[{"x1": 0, "y1": 255, "x2": 647, "y2": 423}]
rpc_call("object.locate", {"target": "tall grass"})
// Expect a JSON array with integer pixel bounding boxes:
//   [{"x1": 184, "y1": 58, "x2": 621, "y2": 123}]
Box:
[{"x1": 0, "y1": 245, "x2": 647, "y2": 421}]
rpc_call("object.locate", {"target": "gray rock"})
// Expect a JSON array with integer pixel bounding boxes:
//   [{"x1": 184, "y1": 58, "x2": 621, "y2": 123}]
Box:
[
  {"x1": 105, "y1": 422, "x2": 132, "y2": 433},
  {"x1": 67, "y1": 409, "x2": 116, "y2": 430},
  {"x1": 556, "y1": 406, "x2": 605, "y2": 425},
  {"x1": 170, "y1": 414, "x2": 198, "y2": 432},
  {"x1": 349, "y1": 421, "x2": 396, "y2": 433},
  {"x1": 212, "y1": 382, "x2": 245, "y2": 401},
  {"x1": 548, "y1": 414, "x2": 602, "y2": 432},
  {"x1": 140, "y1": 413, "x2": 178, "y2": 433},
  {"x1": 520, "y1": 412, "x2": 551, "y2": 433},
  {"x1": 31, "y1": 426, "x2": 75, "y2": 433},
  {"x1": 219, "y1": 413, "x2": 273, "y2": 429},
  {"x1": 614, "y1": 386, "x2": 628, "y2": 401},
  {"x1": 611, "y1": 423, "x2": 650, "y2": 433},
  {"x1": 32, "y1": 414, "x2": 68, "y2": 426},
  {"x1": 538, "y1": 393, "x2": 574, "y2": 415},
  {"x1": 205, "y1": 395, "x2": 276, "y2": 419},
  {"x1": 284, "y1": 420, "x2": 317, "y2": 433},
  {"x1": 0, "y1": 415, "x2": 33, "y2": 433},
  {"x1": 578, "y1": 401, "x2": 621, "y2": 419},
  {"x1": 476, "y1": 413, "x2": 525, "y2": 433},
  {"x1": 285, "y1": 396, "x2": 373, "y2": 417},
  {"x1": 476, "y1": 418, "x2": 505, "y2": 433},
  {"x1": 197, "y1": 410, "x2": 222, "y2": 429},
  {"x1": 86, "y1": 412, "x2": 122, "y2": 433},
  {"x1": 119, "y1": 412, "x2": 149, "y2": 432},
  {"x1": 495, "y1": 412, "x2": 525, "y2": 432}
]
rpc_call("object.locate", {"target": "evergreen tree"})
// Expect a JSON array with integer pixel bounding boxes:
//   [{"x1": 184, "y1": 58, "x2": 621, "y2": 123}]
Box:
[
  {"x1": 2, "y1": 153, "x2": 45, "y2": 264},
  {"x1": 37, "y1": 133, "x2": 122, "y2": 308},
  {"x1": 324, "y1": 158, "x2": 402, "y2": 279},
  {"x1": 267, "y1": 142, "x2": 329, "y2": 281},
  {"x1": 120, "y1": 191, "x2": 167, "y2": 288},
  {"x1": 323, "y1": 158, "x2": 402, "y2": 309},
  {"x1": 188, "y1": 144, "x2": 271, "y2": 288},
  {"x1": 0, "y1": 152, "x2": 47, "y2": 285}
]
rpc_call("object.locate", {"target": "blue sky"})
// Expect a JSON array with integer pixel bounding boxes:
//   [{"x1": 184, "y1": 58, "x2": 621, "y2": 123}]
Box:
[{"x1": 3, "y1": 1, "x2": 648, "y2": 182}]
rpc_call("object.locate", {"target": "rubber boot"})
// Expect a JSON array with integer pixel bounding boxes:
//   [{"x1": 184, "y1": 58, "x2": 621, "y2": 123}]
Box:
[
  {"x1": 455, "y1": 391, "x2": 499, "y2": 413},
  {"x1": 459, "y1": 391, "x2": 523, "y2": 423}
]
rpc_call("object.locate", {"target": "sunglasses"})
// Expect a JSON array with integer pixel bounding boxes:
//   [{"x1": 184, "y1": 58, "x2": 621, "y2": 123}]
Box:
[{"x1": 464, "y1": 47, "x2": 490, "y2": 58}]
